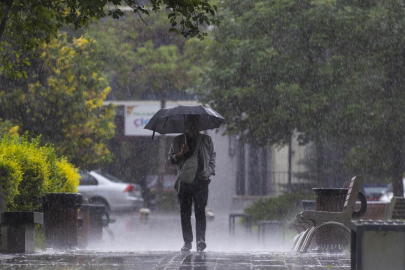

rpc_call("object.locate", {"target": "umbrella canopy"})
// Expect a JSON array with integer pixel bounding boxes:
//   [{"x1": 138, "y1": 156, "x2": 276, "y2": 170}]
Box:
[{"x1": 144, "y1": 105, "x2": 225, "y2": 138}]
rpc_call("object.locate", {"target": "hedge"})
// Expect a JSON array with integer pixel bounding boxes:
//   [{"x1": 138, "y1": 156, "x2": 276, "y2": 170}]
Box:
[
  {"x1": 244, "y1": 191, "x2": 316, "y2": 224},
  {"x1": 0, "y1": 134, "x2": 80, "y2": 211}
]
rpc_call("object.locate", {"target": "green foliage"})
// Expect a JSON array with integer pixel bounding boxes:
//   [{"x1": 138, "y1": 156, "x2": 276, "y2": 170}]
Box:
[
  {"x1": 198, "y1": 0, "x2": 405, "y2": 191},
  {"x1": 0, "y1": 134, "x2": 80, "y2": 211},
  {"x1": 82, "y1": 12, "x2": 204, "y2": 100},
  {"x1": 0, "y1": 155, "x2": 22, "y2": 210},
  {"x1": 0, "y1": 118, "x2": 19, "y2": 136},
  {"x1": 199, "y1": 0, "x2": 351, "y2": 147},
  {"x1": 133, "y1": 40, "x2": 188, "y2": 100},
  {"x1": 150, "y1": 190, "x2": 178, "y2": 212},
  {"x1": 0, "y1": 0, "x2": 219, "y2": 78},
  {"x1": 0, "y1": 33, "x2": 115, "y2": 169},
  {"x1": 244, "y1": 192, "x2": 315, "y2": 224}
]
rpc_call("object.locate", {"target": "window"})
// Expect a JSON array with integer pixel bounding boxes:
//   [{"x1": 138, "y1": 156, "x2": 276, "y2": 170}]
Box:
[{"x1": 79, "y1": 174, "x2": 98, "y2": 186}]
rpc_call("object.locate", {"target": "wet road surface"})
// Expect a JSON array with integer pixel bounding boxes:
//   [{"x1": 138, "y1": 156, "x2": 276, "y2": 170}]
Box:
[
  {"x1": 0, "y1": 251, "x2": 350, "y2": 269},
  {"x1": 0, "y1": 213, "x2": 350, "y2": 269}
]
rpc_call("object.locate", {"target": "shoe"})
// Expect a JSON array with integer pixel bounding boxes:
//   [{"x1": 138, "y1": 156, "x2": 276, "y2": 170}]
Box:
[
  {"x1": 197, "y1": 241, "x2": 206, "y2": 252},
  {"x1": 181, "y1": 242, "x2": 192, "y2": 252}
]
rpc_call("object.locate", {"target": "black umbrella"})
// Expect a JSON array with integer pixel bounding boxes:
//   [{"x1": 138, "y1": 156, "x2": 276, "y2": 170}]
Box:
[{"x1": 144, "y1": 105, "x2": 225, "y2": 140}]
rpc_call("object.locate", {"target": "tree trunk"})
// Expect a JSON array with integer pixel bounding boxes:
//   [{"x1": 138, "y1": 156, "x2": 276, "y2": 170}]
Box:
[
  {"x1": 392, "y1": 145, "x2": 404, "y2": 197},
  {"x1": 235, "y1": 138, "x2": 245, "y2": 195},
  {"x1": 261, "y1": 148, "x2": 268, "y2": 195},
  {"x1": 315, "y1": 139, "x2": 325, "y2": 187},
  {"x1": 0, "y1": 0, "x2": 11, "y2": 43}
]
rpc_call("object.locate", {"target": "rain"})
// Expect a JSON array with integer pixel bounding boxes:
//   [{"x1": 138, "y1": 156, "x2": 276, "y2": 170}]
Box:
[{"x1": 0, "y1": 0, "x2": 404, "y2": 269}]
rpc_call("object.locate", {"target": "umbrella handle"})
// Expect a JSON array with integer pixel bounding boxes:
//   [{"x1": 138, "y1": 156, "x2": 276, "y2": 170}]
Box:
[
  {"x1": 152, "y1": 130, "x2": 155, "y2": 140},
  {"x1": 184, "y1": 115, "x2": 187, "y2": 144}
]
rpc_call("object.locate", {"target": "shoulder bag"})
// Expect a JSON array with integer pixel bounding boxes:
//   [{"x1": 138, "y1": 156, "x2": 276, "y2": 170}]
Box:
[{"x1": 174, "y1": 134, "x2": 202, "y2": 190}]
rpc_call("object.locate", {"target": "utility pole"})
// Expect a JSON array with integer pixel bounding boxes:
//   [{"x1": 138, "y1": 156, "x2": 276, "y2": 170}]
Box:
[{"x1": 156, "y1": 96, "x2": 166, "y2": 210}]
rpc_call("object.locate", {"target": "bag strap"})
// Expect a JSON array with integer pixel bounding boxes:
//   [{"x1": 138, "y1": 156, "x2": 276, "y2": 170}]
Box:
[{"x1": 190, "y1": 134, "x2": 202, "y2": 158}]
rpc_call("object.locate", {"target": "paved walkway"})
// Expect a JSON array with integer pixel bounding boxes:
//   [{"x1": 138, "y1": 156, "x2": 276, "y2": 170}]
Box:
[
  {"x1": 0, "y1": 213, "x2": 351, "y2": 269},
  {"x1": 0, "y1": 251, "x2": 350, "y2": 269}
]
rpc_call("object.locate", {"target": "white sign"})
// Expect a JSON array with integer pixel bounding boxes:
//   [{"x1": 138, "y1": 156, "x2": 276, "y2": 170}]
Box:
[{"x1": 124, "y1": 101, "x2": 199, "y2": 136}]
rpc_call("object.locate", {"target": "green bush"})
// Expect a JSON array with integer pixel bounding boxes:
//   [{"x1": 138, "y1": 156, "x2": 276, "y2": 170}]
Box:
[
  {"x1": 244, "y1": 191, "x2": 316, "y2": 224},
  {"x1": 0, "y1": 134, "x2": 80, "y2": 211},
  {"x1": 150, "y1": 190, "x2": 179, "y2": 212},
  {"x1": 0, "y1": 156, "x2": 23, "y2": 210}
]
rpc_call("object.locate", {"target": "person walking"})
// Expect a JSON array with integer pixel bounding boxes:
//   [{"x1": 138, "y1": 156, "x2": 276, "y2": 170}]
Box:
[{"x1": 168, "y1": 114, "x2": 216, "y2": 252}]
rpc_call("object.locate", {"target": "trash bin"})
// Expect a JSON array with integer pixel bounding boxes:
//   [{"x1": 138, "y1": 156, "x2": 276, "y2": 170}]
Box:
[
  {"x1": 78, "y1": 204, "x2": 107, "y2": 247},
  {"x1": 43, "y1": 193, "x2": 83, "y2": 249},
  {"x1": 301, "y1": 200, "x2": 316, "y2": 210}
]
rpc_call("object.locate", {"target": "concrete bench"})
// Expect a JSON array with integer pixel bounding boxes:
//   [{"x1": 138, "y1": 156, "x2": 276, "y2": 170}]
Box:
[{"x1": 1, "y1": 212, "x2": 44, "y2": 253}]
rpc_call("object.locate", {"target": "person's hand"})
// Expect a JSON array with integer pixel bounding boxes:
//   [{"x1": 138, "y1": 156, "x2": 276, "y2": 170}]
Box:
[
  {"x1": 176, "y1": 144, "x2": 189, "y2": 157},
  {"x1": 203, "y1": 174, "x2": 210, "y2": 181}
]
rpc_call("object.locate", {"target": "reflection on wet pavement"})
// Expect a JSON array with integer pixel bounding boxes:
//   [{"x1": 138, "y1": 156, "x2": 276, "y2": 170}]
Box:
[
  {"x1": 0, "y1": 251, "x2": 350, "y2": 269},
  {"x1": 0, "y1": 213, "x2": 350, "y2": 269},
  {"x1": 87, "y1": 213, "x2": 292, "y2": 253}
]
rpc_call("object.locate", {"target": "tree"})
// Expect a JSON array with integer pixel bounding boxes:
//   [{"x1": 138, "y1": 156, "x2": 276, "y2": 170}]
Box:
[
  {"x1": 131, "y1": 36, "x2": 197, "y2": 208},
  {"x1": 199, "y1": 0, "x2": 405, "y2": 196},
  {"x1": 0, "y1": 0, "x2": 219, "y2": 78},
  {"x1": 0, "y1": 33, "x2": 115, "y2": 169},
  {"x1": 79, "y1": 11, "x2": 200, "y2": 100},
  {"x1": 75, "y1": 11, "x2": 211, "y2": 209},
  {"x1": 332, "y1": 0, "x2": 405, "y2": 196},
  {"x1": 198, "y1": 0, "x2": 349, "y2": 187}
]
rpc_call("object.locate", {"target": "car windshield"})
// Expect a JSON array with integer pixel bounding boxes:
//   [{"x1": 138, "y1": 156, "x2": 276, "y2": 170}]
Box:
[{"x1": 95, "y1": 170, "x2": 123, "y2": 183}]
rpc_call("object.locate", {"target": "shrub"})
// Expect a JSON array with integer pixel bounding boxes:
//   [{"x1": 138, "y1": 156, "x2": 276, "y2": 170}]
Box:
[
  {"x1": 150, "y1": 190, "x2": 179, "y2": 212},
  {"x1": 244, "y1": 191, "x2": 315, "y2": 224},
  {"x1": 50, "y1": 160, "x2": 80, "y2": 193},
  {"x1": 0, "y1": 156, "x2": 23, "y2": 209},
  {"x1": 0, "y1": 134, "x2": 79, "y2": 211}
]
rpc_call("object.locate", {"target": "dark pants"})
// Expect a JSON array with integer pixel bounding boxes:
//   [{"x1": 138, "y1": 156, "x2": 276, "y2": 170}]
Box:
[{"x1": 178, "y1": 181, "x2": 209, "y2": 244}]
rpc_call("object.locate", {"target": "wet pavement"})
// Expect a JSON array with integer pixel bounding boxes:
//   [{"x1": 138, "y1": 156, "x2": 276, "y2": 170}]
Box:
[
  {"x1": 87, "y1": 212, "x2": 292, "y2": 252},
  {"x1": 0, "y1": 251, "x2": 350, "y2": 269},
  {"x1": 0, "y1": 213, "x2": 350, "y2": 269}
]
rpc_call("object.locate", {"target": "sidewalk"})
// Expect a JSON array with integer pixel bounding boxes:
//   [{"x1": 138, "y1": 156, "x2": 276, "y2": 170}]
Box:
[
  {"x1": 0, "y1": 250, "x2": 350, "y2": 269},
  {"x1": 0, "y1": 213, "x2": 350, "y2": 269}
]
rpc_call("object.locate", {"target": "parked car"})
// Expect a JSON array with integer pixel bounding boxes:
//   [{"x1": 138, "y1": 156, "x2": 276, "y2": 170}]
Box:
[
  {"x1": 379, "y1": 178, "x2": 405, "y2": 203},
  {"x1": 77, "y1": 170, "x2": 144, "y2": 212},
  {"x1": 360, "y1": 183, "x2": 389, "y2": 201}
]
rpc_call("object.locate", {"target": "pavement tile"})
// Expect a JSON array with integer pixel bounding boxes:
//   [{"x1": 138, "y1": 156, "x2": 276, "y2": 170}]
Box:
[
  {"x1": 0, "y1": 251, "x2": 350, "y2": 270},
  {"x1": 251, "y1": 260, "x2": 286, "y2": 266}
]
